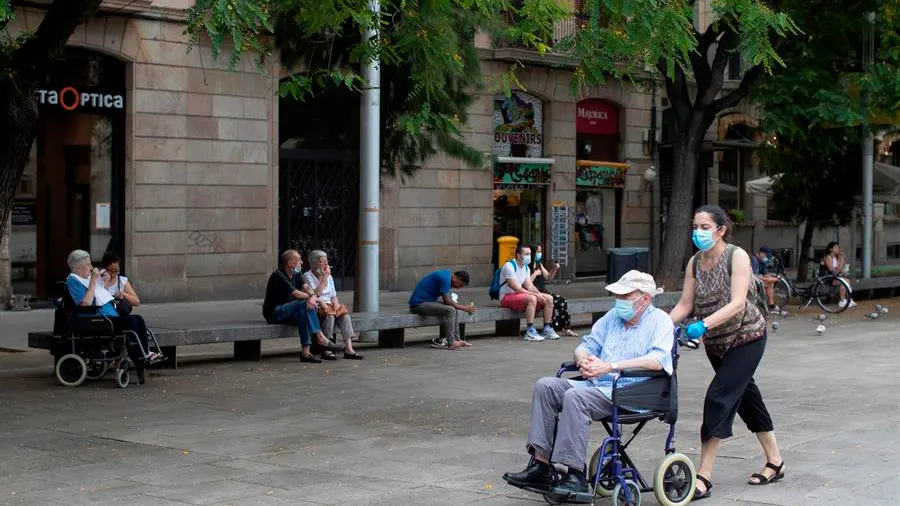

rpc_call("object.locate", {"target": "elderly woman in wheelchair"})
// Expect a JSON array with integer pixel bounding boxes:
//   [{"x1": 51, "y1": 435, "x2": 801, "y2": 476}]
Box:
[
  {"x1": 502, "y1": 271, "x2": 696, "y2": 506},
  {"x1": 53, "y1": 250, "x2": 164, "y2": 388}
]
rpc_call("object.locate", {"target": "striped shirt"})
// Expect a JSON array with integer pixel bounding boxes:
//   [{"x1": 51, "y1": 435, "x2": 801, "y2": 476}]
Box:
[{"x1": 571, "y1": 305, "x2": 674, "y2": 404}]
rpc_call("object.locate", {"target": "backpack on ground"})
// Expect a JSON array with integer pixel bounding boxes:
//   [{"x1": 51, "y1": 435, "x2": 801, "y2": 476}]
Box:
[
  {"x1": 489, "y1": 260, "x2": 526, "y2": 300},
  {"x1": 692, "y1": 244, "x2": 770, "y2": 319}
]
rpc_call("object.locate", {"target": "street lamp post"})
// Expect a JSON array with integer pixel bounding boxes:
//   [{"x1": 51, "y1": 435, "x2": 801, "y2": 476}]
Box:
[
  {"x1": 861, "y1": 11, "x2": 875, "y2": 278},
  {"x1": 359, "y1": 0, "x2": 381, "y2": 315}
]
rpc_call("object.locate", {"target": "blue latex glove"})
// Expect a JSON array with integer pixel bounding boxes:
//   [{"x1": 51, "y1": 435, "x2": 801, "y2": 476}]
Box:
[{"x1": 685, "y1": 320, "x2": 707, "y2": 340}]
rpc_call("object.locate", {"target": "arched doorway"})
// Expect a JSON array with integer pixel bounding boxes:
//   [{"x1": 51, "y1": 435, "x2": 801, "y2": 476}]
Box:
[
  {"x1": 278, "y1": 83, "x2": 359, "y2": 291},
  {"x1": 10, "y1": 47, "x2": 127, "y2": 301},
  {"x1": 574, "y1": 98, "x2": 624, "y2": 277}
]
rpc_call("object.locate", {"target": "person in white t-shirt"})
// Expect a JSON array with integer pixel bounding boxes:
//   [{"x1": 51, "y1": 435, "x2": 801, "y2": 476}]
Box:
[
  {"x1": 100, "y1": 251, "x2": 142, "y2": 314},
  {"x1": 302, "y1": 250, "x2": 363, "y2": 359},
  {"x1": 499, "y1": 245, "x2": 559, "y2": 341}
]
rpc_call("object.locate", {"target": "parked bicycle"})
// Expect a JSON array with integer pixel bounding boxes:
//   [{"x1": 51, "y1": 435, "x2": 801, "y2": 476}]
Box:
[{"x1": 771, "y1": 265, "x2": 854, "y2": 314}]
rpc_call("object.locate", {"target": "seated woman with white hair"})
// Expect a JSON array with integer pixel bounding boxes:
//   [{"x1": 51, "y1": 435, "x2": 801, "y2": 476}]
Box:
[
  {"x1": 65, "y1": 249, "x2": 162, "y2": 364},
  {"x1": 302, "y1": 250, "x2": 363, "y2": 360}
]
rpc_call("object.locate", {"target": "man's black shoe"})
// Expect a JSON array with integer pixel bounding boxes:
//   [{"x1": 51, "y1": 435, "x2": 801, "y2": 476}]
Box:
[
  {"x1": 502, "y1": 462, "x2": 553, "y2": 491},
  {"x1": 549, "y1": 471, "x2": 591, "y2": 498}
]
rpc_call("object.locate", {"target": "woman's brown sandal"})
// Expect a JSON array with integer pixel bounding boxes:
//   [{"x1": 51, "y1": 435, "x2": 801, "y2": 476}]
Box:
[
  {"x1": 748, "y1": 461, "x2": 785, "y2": 485},
  {"x1": 694, "y1": 475, "x2": 713, "y2": 500}
]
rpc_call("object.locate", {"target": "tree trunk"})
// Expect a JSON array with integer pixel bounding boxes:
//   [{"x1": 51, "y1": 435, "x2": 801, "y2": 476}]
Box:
[
  {"x1": 796, "y1": 220, "x2": 816, "y2": 282},
  {"x1": 655, "y1": 132, "x2": 704, "y2": 290},
  {"x1": 0, "y1": 79, "x2": 39, "y2": 241}
]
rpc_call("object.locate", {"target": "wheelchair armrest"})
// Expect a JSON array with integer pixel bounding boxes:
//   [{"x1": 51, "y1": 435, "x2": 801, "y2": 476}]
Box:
[
  {"x1": 619, "y1": 368, "x2": 669, "y2": 378},
  {"x1": 556, "y1": 361, "x2": 580, "y2": 378}
]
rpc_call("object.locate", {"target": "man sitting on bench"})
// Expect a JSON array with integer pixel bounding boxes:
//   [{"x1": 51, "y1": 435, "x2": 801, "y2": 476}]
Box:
[
  {"x1": 409, "y1": 269, "x2": 476, "y2": 350},
  {"x1": 498, "y1": 245, "x2": 559, "y2": 342},
  {"x1": 502, "y1": 270, "x2": 673, "y2": 496}
]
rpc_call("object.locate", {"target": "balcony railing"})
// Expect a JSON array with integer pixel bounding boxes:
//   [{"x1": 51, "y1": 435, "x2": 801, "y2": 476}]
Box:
[{"x1": 496, "y1": 13, "x2": 590, "y2": 51}]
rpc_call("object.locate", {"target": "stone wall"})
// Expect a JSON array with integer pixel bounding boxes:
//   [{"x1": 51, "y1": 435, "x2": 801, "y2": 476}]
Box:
[
  {"x1": 6, "y1": 8, "x2": 277, "y2": 302},
  {"x1": 382, "y1": 62, "x2": 659, "y2": 290}
]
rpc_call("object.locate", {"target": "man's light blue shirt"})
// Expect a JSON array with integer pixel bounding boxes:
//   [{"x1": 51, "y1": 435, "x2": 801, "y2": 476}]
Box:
[{"x1": 570, "y1": 305, "x2": 674, "y2": 406}]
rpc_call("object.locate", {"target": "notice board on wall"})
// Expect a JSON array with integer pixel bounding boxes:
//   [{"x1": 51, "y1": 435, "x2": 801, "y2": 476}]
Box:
[{"x1": 551, "y1": 201, "x2": 569, "y2": 266}]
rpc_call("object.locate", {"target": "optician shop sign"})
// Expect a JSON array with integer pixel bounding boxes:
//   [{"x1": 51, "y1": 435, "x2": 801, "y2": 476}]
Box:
[{"x1": 35, "y1": 87, "x2": 124, "y2": 112}]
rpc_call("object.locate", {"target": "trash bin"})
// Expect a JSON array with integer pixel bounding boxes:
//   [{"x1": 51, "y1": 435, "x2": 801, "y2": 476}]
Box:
[
  {"x1": 606, "y1": 247, "x2": 650, "y2": 283},
  {"x1": 497, "y1": 236, "x2": 520, "y2": 266}
]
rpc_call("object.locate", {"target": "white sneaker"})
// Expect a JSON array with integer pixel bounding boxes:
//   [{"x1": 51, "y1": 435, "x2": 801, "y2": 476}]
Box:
[
  {"x1": 541, "y1": 327, "x2": 561, "y2": 340},
  {"x1": 524, "y1": 328, "x2": 544, "y2": 342},
  {"x1": 847, "y1": 299, "x2": 857, "y2": 308}
]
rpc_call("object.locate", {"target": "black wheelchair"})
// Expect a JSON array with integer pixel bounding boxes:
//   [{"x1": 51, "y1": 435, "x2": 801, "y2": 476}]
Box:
[
  {"x1": 50, "y1": 286, "x2": 162, "y2": 388},
  {"x1": 513, "y1": 328, "x2": 697, "y2": 506}
]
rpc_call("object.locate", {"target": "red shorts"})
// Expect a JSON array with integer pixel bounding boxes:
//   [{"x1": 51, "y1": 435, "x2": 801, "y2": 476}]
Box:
[{"x1": 500, "y1": 293, "x2": 546, "y2": 312}]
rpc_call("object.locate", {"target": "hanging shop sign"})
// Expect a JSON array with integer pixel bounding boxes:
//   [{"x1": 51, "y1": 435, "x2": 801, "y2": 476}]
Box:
[
  {"x1": 12, "y1": 199, "x2": 37, "y2": 226},
  {"x1": 576, "y1": 99, "x2": 618, "y2": 135},
  {"x1": 575, "y1": 161, "x2": 629, "y2": 188},
  {"x1": 35, "y1": 86, "x2": 125, "y2": 112},
  {"x1": 493, "y1": 91, "x2": 544, "y2": 158},
  {"x1": 494, "y1": 162, "x2": 551, "y2": 187}
]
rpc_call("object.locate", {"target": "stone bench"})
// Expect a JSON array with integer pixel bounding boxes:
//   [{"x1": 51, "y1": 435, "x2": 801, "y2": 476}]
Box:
[
  {"x1": 27, "y1": 293, "x2": 681, "y2": 366},
  {"x1": 851, "y1": 275, "x2": 900, "y2": 299}
]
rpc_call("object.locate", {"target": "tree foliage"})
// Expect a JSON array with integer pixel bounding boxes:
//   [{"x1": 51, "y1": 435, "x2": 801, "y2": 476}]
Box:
[
  {"x1": 186, "y1": 0, "x2": 567, "y2": 176},
  {"x1": 555, "y1": 0, "x2": 800, "y2": 285},
  {"x1": 754, "y1": 0, "x2": 900, "y2": 278}
]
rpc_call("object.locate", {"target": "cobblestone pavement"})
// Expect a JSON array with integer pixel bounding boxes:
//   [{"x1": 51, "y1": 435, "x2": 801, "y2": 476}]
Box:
[{"x1": 0, "y1": 300, "x2": 898, "y2": 506}]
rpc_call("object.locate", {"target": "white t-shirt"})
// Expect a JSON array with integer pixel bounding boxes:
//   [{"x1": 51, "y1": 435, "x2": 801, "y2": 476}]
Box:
[
  {"x1": 104, "y1": 275, "x2": 129, "y2": 297},
  {"x1": 499, "y1": 260, "x2": 529, "y2": 299},
  {"x1": 302, "y1": 271, "x2": 336, "y2": 303}
]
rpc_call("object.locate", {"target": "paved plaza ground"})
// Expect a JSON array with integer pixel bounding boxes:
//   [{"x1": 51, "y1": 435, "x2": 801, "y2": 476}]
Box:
[{"x1": 1, "y1": 299, "x2": 899, "y2": 506}]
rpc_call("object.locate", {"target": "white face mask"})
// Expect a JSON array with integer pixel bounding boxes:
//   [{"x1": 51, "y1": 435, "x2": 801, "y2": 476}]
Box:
[{"x1": 522, "y1": 255, "x2": 532, "y2": 265}]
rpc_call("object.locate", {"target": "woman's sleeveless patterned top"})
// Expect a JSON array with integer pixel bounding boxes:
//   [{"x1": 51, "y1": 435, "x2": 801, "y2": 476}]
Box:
[{"x1": 693, "y1": 244, "x2": 766, "y2": 357}]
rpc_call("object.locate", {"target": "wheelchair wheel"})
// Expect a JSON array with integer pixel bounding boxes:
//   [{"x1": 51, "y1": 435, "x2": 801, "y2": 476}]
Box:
[
  {"x1": 588, "y1": 443, "x2": 615, "y2": 497},
  {"x1": 611, "y1": 479, "x2": 641, "y2": 506},
  {"x1": 55, "y1": 354, "x2": 87, "y2": 387},
  {"x1": 653, "y1": 452, "x2": 696, "y2": 506},
  {"x1": 85, "y1": 362, "x2": 109, "y2": 381},
  {"x1": 116, "y1": 368, "x2": 130, "y2": 389}
]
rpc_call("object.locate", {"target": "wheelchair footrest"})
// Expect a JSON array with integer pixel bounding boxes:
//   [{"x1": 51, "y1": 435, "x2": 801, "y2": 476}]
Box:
[{"x1": 545, "y1": 490, "x2": 594, "y2": 504}]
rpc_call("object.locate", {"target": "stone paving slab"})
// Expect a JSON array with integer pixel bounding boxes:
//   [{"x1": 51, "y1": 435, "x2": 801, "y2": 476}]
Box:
[{"x1": 0, "y1": 300, "x2": 898, "y2": 506}]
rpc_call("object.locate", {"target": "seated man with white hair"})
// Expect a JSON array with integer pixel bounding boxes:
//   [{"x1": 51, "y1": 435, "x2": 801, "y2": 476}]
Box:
[
  {"x1": 503, "y1": 270, "x2": 673, "y2": 497},
  {"x1": 65, "y1": 249, "x2": 163, "y2": 364}
]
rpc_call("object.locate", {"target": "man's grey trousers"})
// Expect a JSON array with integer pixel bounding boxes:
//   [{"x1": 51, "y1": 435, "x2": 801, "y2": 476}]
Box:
[{"x1": 527, "y1": 377, "x2": 615, "y2": 470}]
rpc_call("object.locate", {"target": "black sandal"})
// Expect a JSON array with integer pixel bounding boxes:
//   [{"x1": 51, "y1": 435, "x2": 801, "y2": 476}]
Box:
[
  {"x1": 749, "y1": 461, "x2": 785, "y2": 485},
  {"x1": 320, "y1": 350, "x2": 338, "y2": 361},
  {"x1": 343, "y1": 351, "x2": 363, "y2": 360},
  {"x1": 694, "y1": 475, "x2": 713, "y2": 500}
]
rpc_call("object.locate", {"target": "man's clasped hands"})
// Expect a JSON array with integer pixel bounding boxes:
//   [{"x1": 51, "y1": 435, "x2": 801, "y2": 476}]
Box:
[{"x1": 576, "y1": 355, "x2": 613, "y2": 379}]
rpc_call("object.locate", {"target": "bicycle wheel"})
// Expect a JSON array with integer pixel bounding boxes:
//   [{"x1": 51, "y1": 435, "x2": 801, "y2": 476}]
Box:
[
  {"x1": 814, "y1": 275, "x2": 853, "y2": 314},
  {"x1": 773, "y1": 277, "x2": 791, "y2": 310}
]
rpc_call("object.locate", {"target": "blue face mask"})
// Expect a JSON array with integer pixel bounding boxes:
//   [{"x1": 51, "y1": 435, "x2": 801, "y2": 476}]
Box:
[
  {"x1": 293, "y1": 266, "x2": 302, "y2": 274},
  {"x1": 761, "y1": 256, "x2": 770, "y2": 265},
  {"x1": 535, "y1": 253, "x2": 543, "y2": 263},
  {"x1": 522, "y1": 255, "x2": 532, "y2": 265},
  {"x1": 613, "y1": 298, "x2": 636, "y2": 321},
  {"x1": 692, "y1": 229, "x2": 717, "y2": 252}
]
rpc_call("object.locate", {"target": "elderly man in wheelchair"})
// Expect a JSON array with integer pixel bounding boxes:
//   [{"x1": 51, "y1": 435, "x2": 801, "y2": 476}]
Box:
[{"x1": 503, "y1": 270, "x2": 696, "y2": 506}]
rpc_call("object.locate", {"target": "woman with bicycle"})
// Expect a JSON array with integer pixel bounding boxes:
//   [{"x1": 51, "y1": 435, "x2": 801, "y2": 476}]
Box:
[
  {"x1": 821, "y1": 241, "x2": 856, "y2": 308},
  {"x1": 669, "y1": 204, "x2": 784, "y2": 500}
]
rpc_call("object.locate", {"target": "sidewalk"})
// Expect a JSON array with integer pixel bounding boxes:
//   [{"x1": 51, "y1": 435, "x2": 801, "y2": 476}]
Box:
[
  {"x1": 0, "y1": 280, "x2": 610, "y2": 352},
  {"x1": 0, "y1": 301, "x2": 898, "y2": 505}
]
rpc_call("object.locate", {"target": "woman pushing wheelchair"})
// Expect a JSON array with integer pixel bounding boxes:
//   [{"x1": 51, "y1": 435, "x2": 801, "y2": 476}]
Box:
[{"x1": 670, "y1": 204, "x2": 785, "y2": 500}]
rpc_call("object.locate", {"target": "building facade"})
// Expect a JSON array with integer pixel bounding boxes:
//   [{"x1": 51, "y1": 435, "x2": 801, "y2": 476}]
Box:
[{"x1": 8, "y1": 1, "x2": 866, "y2": 305}]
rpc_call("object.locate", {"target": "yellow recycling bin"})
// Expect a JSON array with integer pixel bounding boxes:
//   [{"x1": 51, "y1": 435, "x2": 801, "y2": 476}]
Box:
[{"x1": 497, "y1": 236, "x2": 519, "y2": 266}]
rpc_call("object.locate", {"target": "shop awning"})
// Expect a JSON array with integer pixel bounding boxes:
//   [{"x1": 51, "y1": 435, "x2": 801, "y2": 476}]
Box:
[
  {"x1": 494, "y1": 157, "x2": 555, "y2": 186},
  {"x1": 575, "y1": 160, "x2": 630, "y2": 188},
  {"x1": 745, "y1": 175, "x2": 779, "y2": 196}
]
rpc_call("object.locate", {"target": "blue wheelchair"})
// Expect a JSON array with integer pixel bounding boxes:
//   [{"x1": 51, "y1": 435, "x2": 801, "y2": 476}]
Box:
[{"x1": 516, "y1": 328, "x2": 697, "y2": 506}]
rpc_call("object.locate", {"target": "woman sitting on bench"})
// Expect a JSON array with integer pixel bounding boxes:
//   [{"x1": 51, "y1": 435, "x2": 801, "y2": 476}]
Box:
[{"x1": 65, "y1": 249, "x2": 162, "y2": 364}]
